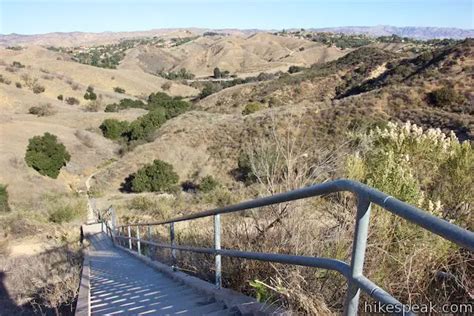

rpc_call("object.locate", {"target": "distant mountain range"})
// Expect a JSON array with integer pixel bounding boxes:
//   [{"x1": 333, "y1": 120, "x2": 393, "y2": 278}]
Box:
[
  {"x1": 309, "y1": 25, "x2": 474, "y2": 40},
  {"x1": 1, "y1": 26, "x2": 472, "y2": 47}
]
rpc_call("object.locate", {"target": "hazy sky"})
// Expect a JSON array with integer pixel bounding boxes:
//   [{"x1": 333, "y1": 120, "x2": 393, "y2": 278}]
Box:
[{"x1": 1, "y1": 0, "x2": 473, "y2": 35}]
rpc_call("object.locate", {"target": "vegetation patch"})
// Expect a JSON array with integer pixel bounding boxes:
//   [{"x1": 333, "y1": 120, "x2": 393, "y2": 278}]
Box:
[
  {"x1": 0, "y1": 184, "x2": 10, "y2": 212},
  {"x1": 129, "y1": 159, "x2": 179, "y2": 193},
  {"x1": 24, "y1": 133, "x2": 71, "y2": 179}
]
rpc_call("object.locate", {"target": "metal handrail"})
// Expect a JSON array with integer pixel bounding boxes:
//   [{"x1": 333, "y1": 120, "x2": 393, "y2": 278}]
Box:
[{"x1": 106, "y1": 179, "x2": 474, "y2": 315}]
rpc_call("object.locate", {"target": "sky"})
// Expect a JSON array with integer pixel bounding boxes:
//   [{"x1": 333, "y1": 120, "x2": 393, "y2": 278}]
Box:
[{"x1": 1, "y1": 0, "x2": 473, "y2": 35}]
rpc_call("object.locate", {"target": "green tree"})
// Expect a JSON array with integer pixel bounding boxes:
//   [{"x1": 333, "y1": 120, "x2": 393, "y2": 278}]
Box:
[
  {"x1": 25, "y1": 133, "x2": 71, "y2": 179},
  {"x1": 99, "y1": 119, "x2": 129, "y2": 140},
  {"x1": 131, "y1": 160, "x2": 179, "y2": 193},
  {"x1": 213, "y1": 67, "x2": 222, "y2": 79}
]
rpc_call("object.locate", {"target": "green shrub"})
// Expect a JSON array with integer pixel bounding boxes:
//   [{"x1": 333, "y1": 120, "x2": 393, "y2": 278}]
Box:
[
  {"x1": 99, "y1": 119, "x2": 130, "y2": 140},
  {"x1": 199, "y1": 83, "x2": 221, "y2": 99},
  {"x1": 25, "y1": 133, "x2": 71, "y2": 179},
  {"x1": 0, "y1": 184, "x2": 11, "y2": 212},
  {"x1": 126, "y1": 108, "x2": 167, "y2": 141},
  {"x1": 105, "y1": 98, "x2": 146, "y2": 112},
  {"x1": 199, "y1": 176, "x2": 219, "y2": 193},
  {"x1": 48, "y1": 205, "x2": 76, "y2": 223},
  {"x1": 114, "y1": 86, "x2": 126, "y2": 93},
  {"x1": 242, "y1": 102, "x2": 262, "y2": 115},
  {"x1": 130, "y1": 160, "x2": 179, "y2": 193},
  {"x1": 288, "y1": 65, "x2": 304, "y2": 74},
  {"x1": 84, "y1": 86, "x2": 97, "y2": 100}
]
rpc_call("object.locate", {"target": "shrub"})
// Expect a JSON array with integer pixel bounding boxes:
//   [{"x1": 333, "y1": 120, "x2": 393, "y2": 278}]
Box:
[
  {"x1": 161, "y1": 82, "x2": 172, "y2": 91},
  {"x1": 126, "y1": 108, "x2": 167, "y2": 141},
  {"x1": 65, "y1": 97, "x2": 80, "y2": 105},
  {"x1": 32, "y1": 84, "x2": 45, "y2": 94},
  {"x1": 199, "y1": 83, "x2": 221, "y2": 99},
  {"x1": 83, "y1": 86, "x2": 97, "y2": 100},
  {"x1": 15, "y1": 82, "x2": 22, "y2": 88},
  {"x1": 28, "y1": 104, "x2": 56, "y2": 117},
  {"x1": 114, "y1": 86, "x2": 126, "y2": 93},
  {"x1": 57, "y1": 94, "x2": 63, "y2": 101},
  {"x1": 199, "y1": 176, "x2": 219, "y2": 193},
  {"x1": 105, "y1": 98, "x2": 145, "y2": 112},
  {"x1": 48, "y1": 205, "x2": 76, "y2": 223},
  {"x1": 130, "y1": 160, "x2": 179, "y2": 193},
  {"x1": 427, "y1": 86, "x2": 465, "y2": 108},
  {"x1": 99, "y1": 119, "x2": 129, "y2": 140},
  {"x1": 24, "y1": 133, "x2": 71, "y2": 179},
  {"x1": 242, "y1": 102, "x2": 262, "y2": 115},
  {"x1": 345, "y1": 122, "x2": 473, "y2": 306},
  {"x1": 12, "y1": 61, "x2": 25, "y2": 68},
  {"x1": 288, "y1": 65, "x2": 304, "y2": 74},
  {"x1": 0, "y1": 74, "x2": 11, "y2": 85},
  {"x1": 0, "y1": 184, "x2": 11, "y2": 212}
]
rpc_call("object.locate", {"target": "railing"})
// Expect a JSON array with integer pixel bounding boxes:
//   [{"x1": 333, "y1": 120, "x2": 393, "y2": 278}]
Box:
[{"x1": 101, "y1": 179, "x2": 474, "y2": 316}]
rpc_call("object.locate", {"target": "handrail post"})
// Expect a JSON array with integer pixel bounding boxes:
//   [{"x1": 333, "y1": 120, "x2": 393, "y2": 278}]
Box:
[
  {"x1": 170, "y1": 223, "x2": 177, "y2": 269},
  {"x1": 214, "y1": 214, "x2": 222, "y2": 289},
  {"x1": 343, "y1": 195, "x2": 372, "y2": 316},
  {"x1": 127, "y1": 225, "x2": 132, "y2": 250},
  {"x1": 137, "y1": 225, "x2": 141, "y2": 255},
  {"x1": 147, "y1": 225, "x2": 152, "y2": 258}
]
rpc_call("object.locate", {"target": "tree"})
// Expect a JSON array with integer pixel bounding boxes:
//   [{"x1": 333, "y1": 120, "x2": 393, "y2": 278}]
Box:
[
  {"x1": 213, "y1": 67, "x2": 222, "y2": 79},
  {"x1": 288, "y1": 65, "x2": 303, "y2": 74},
  {"x1": 131, "y1": 160, "x2": 179, "y2": 193},
  {"x1": 99, "y1": 119, "x2": 129, "y2": 140},
  {"x1": 25, "y1": 133, "x2": 71, "y2": 178}
]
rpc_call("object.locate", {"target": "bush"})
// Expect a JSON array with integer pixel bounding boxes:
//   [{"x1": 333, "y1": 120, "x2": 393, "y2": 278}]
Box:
[
  {"x1": 427, "y1": 86, "x2": 465, "y2": 108},
  {"x1": 288, "y1": 65, "x2": 304, "y2": 74},
  {"x1": 24, "y1": 133, "x2": 71, "y2": 179},
  {"x1": 48, "y1": 205, "x2": 76, "y2": 223},
  {"x1": 199, "y1": 176, "x2": 219, "y2": 193},
  {"x1": 65, "y1": 97, "x2": 80, "y2": 105},
  {"x1": 99, "y1": 119, "x2": 129, "y2": 140},
  {"x1": 32, "y1": 84, "x2": 45, "y2": 94},
  {"x1": 345, "y1": 122, "x2": 473, "y2": 306},
  {"x1": 130, "y1": 160, "x2": 179, "y2": 193},
  {"x1": 0, "y1": 184, "x2": 11, "y2": 212},
  {"x1": 199, "y1": 83, "x2": 221, "y2": 99},
  {"x1": 15, "y1": 82, "x2": 22, "y2": 88},
  {"x1": 28, "y1": 104, "x2": 56, "y2": 117},
  {"x1": 126, "y1": 108, "x2": 167, "y2": 141},
  {"x1": 161, "y1": 82, "x2": 172, "y2": 90},
  {"x1": 104, "y1": 98, "x2": 145, "y2": 112},
  {"x1": 114, "y1": 86, "x2": 126, "y2": 93},
  {"x1": 83, "y1": 86, "x2": 97, "y2": 100},
  {"x1": 57, "y1": 94, "x2": 63, "y2": 101},
  {"x1": 242, "y1": 102, "x2": 262, "y2": 115}
]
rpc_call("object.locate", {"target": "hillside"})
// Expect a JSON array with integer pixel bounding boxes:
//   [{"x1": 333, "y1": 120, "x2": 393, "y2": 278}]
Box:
[
  {"x1": 1, "y1": 31, "x2": 472, "y2": 315},
  {"x1": 125, "y1": 33, "x2": 348, "y2": 77}
]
